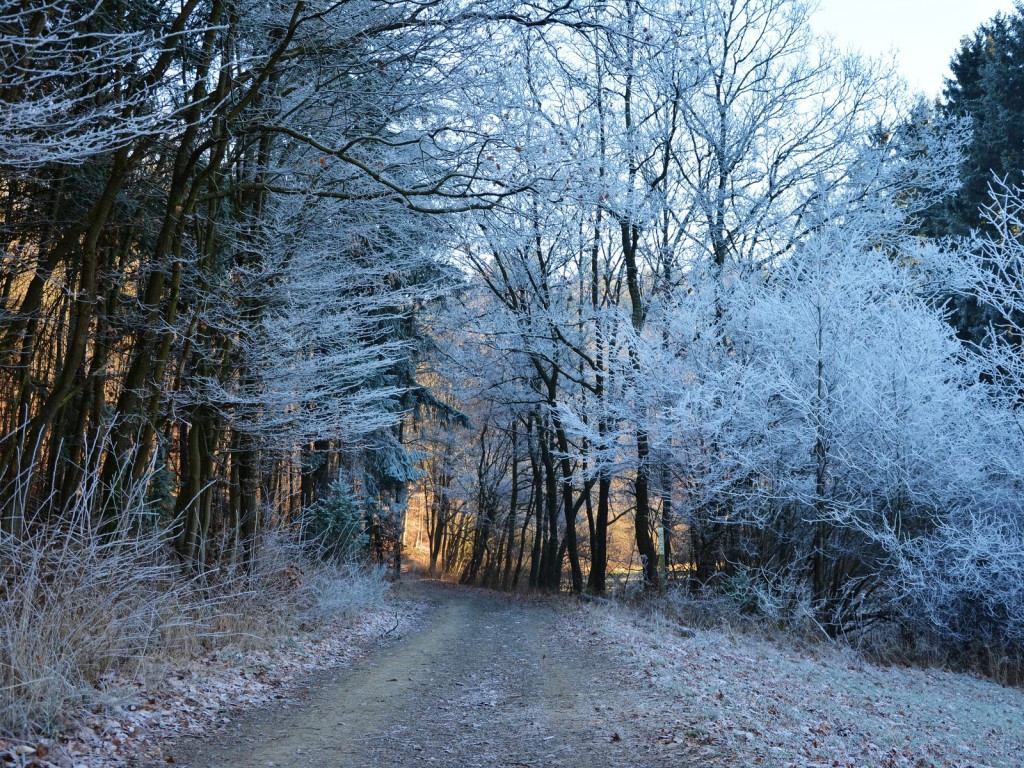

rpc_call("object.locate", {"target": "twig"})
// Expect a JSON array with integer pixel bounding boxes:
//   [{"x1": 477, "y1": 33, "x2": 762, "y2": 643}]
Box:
[{"x1": 381, "y1": 611, "x2": 401, "y2": 638}]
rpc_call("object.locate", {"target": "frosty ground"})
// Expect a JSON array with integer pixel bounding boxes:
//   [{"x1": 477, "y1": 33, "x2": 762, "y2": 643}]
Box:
[{"x1": 4, "y1": 580, "x2": 1022, "y2": 768}]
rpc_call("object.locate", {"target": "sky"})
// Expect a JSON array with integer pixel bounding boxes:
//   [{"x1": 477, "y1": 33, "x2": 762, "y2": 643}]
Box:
[{"x1": 812, "y1": 0, "x2": 1019, "y2": 98}]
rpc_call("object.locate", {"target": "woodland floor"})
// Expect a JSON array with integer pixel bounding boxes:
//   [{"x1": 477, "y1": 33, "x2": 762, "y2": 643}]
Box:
[
  {"x1": 151, "y1": 577, "x2": 1024, "y2": 768},
  {"x1": 137, "y1": 577, "x2": 1024, "y2": 768},
  {"x1": 153, "y1": 580, "x2": 690, "y2": 768},
  {"x1": 13, "y1": 577, "x2": 1023, "y2": 767}
]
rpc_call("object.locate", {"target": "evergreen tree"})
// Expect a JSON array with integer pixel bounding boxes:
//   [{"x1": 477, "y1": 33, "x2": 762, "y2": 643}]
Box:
[
  {"x1": 918, "y1": 3, "x2": 1024, "y2": 343},
  {"x1": 938, "y1": 5, "x2": 1024, "y2": 236}
]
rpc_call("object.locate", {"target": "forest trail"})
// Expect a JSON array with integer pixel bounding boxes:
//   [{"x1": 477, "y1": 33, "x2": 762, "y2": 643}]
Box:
[{"x1": 162, "y1": 581, "x2": 685, "y2": 768}]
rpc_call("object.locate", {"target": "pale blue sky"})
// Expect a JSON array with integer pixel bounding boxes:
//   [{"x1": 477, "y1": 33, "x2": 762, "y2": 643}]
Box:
[{"x1": 813, "y1": 0, "x2": 1019, "y2": 97}]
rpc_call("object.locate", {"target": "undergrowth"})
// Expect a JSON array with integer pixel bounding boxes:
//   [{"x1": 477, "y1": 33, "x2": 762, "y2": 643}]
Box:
[
  {"x1": 0, "y1": 518, "x2": 387, "y2": 738},
  {"x1": 644, "y1": 573, "x2": 1024, "y2": 687}
]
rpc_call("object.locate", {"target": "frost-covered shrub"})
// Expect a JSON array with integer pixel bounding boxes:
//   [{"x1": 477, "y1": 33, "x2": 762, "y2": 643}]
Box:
[
  {"x1": 889, "y1": 510, "x2": 1024, "y2": 651},
  {"x1": 641, "y1": 213, "x2": 1022, "y2": 646},
  {"x1": 702, "y1": 235, "x2": 975, "y2": 609},
  {"x1": 301, "y1": 478, "x2": 369, "y2": 562}
]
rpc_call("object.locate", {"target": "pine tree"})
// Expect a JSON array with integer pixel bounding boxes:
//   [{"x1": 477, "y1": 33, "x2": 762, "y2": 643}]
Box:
[
  {"x1": 918, "y1": 4, "x2": 1024, "y2": 343},
  {"x1": 939, "y1": 6, "x2": 1024, "y2": 236}
]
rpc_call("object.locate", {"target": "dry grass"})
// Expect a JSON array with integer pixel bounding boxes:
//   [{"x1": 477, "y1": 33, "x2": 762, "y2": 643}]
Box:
[
  {"x1": 0, "y1": 514, "x2": 390, "y2": 740},
  {"x1": 196, "y1": 529, "x2": 390, "y2": 647},
  {"x1": 19, "y1": 587, "x2": 420, "y2": 768},
  {"x1": 580, "y1": 594, "x2": 1024, "y2": 768},
  {"x1": 0, "y1": 428, "x2": 394, "y2": 742},
  {"x1": 0, "y1": 512, "x2": 194, "y2": 736}
]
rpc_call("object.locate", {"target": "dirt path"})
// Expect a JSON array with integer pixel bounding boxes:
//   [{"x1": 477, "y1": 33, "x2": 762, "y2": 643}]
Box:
[{"x1": 160, "y1": 581, "x2": 686, "y2": 768}]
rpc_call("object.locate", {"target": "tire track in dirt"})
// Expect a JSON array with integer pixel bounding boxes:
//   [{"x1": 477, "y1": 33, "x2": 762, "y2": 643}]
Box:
[{"x1": 159, "y1": 582, "x2": 686, "y2": 768}]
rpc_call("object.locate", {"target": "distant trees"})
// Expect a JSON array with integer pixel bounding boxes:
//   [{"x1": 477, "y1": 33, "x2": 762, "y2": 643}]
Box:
[
  {"x1": 426, "y1": 0, "x2": 943, "y2": 595},
  {"x1": 405, "y1": 0, "x2": 1024, "y2": 670}
]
